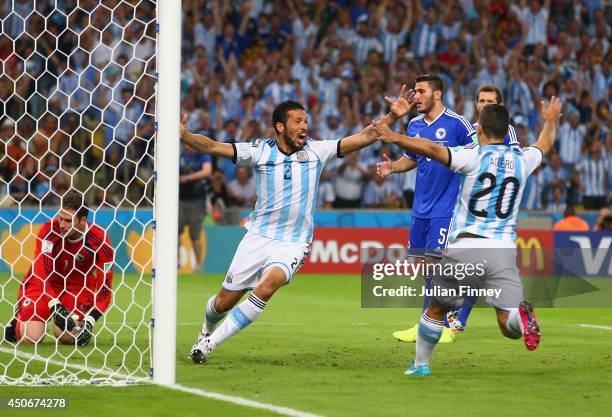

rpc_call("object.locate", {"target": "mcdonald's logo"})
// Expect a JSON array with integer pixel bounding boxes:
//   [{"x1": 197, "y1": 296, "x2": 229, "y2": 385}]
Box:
[{"x1": 516, "y1": 237, "x2": 544, "y2": 271}]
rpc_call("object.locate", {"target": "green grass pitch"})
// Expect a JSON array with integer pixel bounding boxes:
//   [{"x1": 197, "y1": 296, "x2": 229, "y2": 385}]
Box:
[{"x1": 1, "y1": 273, "x2": 611, "y2": 417}]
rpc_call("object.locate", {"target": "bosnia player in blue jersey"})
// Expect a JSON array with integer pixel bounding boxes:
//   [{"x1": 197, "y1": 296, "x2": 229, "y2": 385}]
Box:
[
  {"x1": 373, "y1": 97, "x2": 563, "y2": 376},
  {"x1": 180, "y1": 95, "x2": 415, "y2": 364},
  {"x1": 377, "y1": 75, "x2": 476, "y2": 343}
]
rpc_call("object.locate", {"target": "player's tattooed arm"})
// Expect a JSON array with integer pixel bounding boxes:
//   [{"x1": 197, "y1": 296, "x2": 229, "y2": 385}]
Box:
[
  {"x1": 179, "y1": 114, "x2": 236, "y2": 159},
  {"x1": 532, "y1": 96, "x2": 562, "y2": 156},
  {"x1": 372, "y1": 119, "x2": 450, "y2": 166}
]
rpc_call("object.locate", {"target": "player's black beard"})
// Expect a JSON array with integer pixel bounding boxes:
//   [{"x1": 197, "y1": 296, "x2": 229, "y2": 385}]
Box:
[{"x1": 282, "y1": 132, "x2": 302, "y2": 152}]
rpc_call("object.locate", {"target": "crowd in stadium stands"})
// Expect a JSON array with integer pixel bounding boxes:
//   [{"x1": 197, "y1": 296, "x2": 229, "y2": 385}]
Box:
[
  {"x1": 0, "y1": 0, "x2": 156, "y2": 207},
  {"x1": 0, "y1": 0, "x2": 610, "y2": 216}
]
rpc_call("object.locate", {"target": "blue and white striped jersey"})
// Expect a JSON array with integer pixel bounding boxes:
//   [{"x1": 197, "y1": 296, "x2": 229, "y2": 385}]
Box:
[
  {"x1": 447, "y1": 143, "x2": 543, "y2": 244},
  {"x1": 558, "y1": 122, "x2": 586, "y2": 165},
  {"x1": 576, "y1": 156, "x2": 609, "y2": 197},
  {"x1": 235, "y1": 138, "x2": 340, "y2": 244},
  {"x1": 472, "y1": 122, "x2": 519, "y2": 147}
]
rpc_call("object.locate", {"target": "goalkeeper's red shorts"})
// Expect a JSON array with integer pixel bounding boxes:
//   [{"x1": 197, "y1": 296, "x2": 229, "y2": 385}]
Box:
[{"x1": 16, "y1": 285, "x2": 92, "y2": 324}]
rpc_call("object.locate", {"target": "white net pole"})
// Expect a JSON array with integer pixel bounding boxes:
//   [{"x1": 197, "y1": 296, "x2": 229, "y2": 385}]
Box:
[{"x1": 152, "y1": 0, "x2": 180, "y2": 385}]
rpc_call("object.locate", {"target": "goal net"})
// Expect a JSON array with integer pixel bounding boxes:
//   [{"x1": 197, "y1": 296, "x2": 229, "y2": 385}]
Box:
[{"x1": 0, "y1": 0, "x2": 158, "y2": 385}]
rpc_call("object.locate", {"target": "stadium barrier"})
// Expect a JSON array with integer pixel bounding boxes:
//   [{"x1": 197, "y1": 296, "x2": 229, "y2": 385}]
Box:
[{"x1": 1, "y1": 209, "x2": 608, "y2": 276}]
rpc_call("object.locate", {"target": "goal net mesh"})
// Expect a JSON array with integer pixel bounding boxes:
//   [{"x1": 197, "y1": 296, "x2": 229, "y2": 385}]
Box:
[{"x1": 0, "y1": 0, "x2": 157, "y2": 385}]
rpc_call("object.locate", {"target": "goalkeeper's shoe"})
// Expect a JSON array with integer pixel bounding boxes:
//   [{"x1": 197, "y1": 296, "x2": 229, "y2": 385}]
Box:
[
  {"x1": 519, "y1": 301, "x2": 541, "y2": 351},
  {"x1": 190, "y1": 336, "x2": 213, "y2": 364},
  {"x1": 393, "y1": 324, "x2": 456, "y2": 343},
  {"x1": 404, "y1": 361, "x2": 431, "y2": 376},
  {"x1": 3, "y1": 318, "x2": 17, "y2": 343}
]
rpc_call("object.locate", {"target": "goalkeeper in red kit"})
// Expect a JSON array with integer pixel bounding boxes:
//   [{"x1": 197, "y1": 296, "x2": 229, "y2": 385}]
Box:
[{"x1": 3, "y1": 190, "x2": 114, "y2": 346}]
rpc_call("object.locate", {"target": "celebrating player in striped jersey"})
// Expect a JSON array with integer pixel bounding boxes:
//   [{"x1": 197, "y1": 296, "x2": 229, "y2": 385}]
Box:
[
  {"x1": 373, "y1": 96, "x2": 563, "y2": 376},
  {"x1": 181, "y1": 96, "x2": 413, "y2": 364},
  {"x1": 4, "y1": 191, "x2": 114, "y2": 347},
  {"x1": 378, "y1": 74, "x2": 476, "y2": 344},
  {"x1": 441, "y1": 84, "x2": 522, "y2": 335}
]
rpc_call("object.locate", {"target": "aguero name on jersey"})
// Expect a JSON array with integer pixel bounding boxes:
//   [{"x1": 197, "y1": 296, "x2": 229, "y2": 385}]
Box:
[
  {"x1": 405, "y1": 109, "x2": 477, "y2": 218},
  {"x1": 447, "y1": 142, "x2": 543, "y2": 244},
  {"x1": 472, "y1": 122, "x2": 519, "y2": 147},
  {"x1": 234, "y1": 138, "x2": 340, "y2": 244}
]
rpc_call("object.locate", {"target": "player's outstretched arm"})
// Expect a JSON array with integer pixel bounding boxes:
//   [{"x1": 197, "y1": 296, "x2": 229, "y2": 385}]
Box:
[
  {"x1": 339, "y1": 112, "x2": 397, "y2": 155},
  {"x1": 179, "y1": 114, "x2": 235, "y2": 159},
  {"x1": 339, "y1": 85, "x2": 416, "y2": 155},
  {"x1": 532, "y1": 96, "x2": 562, "y2": 156},
  {"x1": 372, "y1": 119, "x2": 450, "y2": 166},
  {"x1": 376, "y1": 154, "x2": 417, "y2": 178}
]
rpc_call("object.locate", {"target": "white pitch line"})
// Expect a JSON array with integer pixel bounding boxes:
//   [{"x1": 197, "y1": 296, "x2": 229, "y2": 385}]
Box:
[
  {"x1": 168, "y1": 383, "x2": 326, "y2": 417},
  {"x1": 0, "y1": 346, "x2": 149, "y2": 384},
  {"x1": 0, "y1": 347, "x2": 326, "y2": 417},
  {"x1": 577, "y1": 324, "x2": 612, "y2": 331}
]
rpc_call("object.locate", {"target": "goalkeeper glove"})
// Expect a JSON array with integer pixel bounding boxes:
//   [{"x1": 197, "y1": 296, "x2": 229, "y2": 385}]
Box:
[
  {"x1": 75, "y1": 316, "x2": 95, "y2": 347},
  {"x1": 74, "y1": 309, "x2": 102, "y2": 347},
  {"x1": 48, "y1": 299, "x2": 77, "y2": 332}
]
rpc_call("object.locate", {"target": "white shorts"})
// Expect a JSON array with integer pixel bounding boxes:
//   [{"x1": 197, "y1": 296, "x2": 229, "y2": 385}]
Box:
[
  {"x1": 433, "y1": 238, "x2": 523, "y2": 310},
  {"x1": 222, "y1": 231, "x2": 311, "y2": 292}
]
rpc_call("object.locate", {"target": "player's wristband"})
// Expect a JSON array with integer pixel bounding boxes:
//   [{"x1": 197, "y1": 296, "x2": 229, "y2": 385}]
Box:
[
  {"x1": 88, "y1": 309, "x2": 103, "y2": 322},
  {"x1": 47, "y1": 298, "x2": 61, "y2": 310}
]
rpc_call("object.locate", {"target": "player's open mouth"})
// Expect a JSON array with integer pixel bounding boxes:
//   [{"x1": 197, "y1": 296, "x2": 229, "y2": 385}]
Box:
[{"x1": 296, "y1": 133, "x2": 307, "y2": 144}]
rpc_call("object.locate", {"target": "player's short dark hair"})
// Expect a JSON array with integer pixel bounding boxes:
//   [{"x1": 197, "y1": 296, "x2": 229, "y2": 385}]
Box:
[
  {"x1": 478, "y1": 104, "x2": 509, "y2": 141},
  {"x1": 476, "y1": 84, "x2": 503, "y2": 104},
  {"x1": 62, "y1": 190, "x2": 89, "y2": 219},
  {"x1": 415, "y1": 74, "x2": 444, "y2": 96},
  {"x1": 272, "y1": 100, "x2": 305, "y2": 134}
]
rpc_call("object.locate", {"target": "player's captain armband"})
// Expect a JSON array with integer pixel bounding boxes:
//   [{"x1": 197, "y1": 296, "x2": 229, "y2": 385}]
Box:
[
  {"x1": 103, "y1": 262, "x2": 113, "y2": 273},
  {"x1": 235, "y1": 142, "x2": 257, "y2": 166},
  {"x1": 41, "y1": 240, "x2": 54, "y2": 254}
]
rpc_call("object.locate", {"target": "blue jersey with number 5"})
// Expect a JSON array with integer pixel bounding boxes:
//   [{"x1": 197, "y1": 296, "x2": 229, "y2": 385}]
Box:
[{"x1": 405, "y1": 109, "x2": 477, "y2": 219}]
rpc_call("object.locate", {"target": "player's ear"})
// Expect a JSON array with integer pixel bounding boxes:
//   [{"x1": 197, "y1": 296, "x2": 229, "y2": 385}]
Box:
[
  {"x1": 275, "y1": 122, "x2": 285, "y2": 135},
  {"x1": 77, "y1": 215, "x2": 87, "y2": 228},
  {"x1": 435, "y1": 90, "x2": 442, "y2": 101},
  {"x1": 476, "y1": 123, "x2": 484, "y2": 139}
]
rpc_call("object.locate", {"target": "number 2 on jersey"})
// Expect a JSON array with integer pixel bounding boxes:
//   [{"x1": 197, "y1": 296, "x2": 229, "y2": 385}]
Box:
[{"x1": 284, "y1": 163, "x2": 292, "y2": 180}]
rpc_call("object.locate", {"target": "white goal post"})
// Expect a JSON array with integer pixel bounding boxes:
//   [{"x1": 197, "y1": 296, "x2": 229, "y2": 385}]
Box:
[{"x1": 152, "y1": 0, "x2": 180, "y2": 386}]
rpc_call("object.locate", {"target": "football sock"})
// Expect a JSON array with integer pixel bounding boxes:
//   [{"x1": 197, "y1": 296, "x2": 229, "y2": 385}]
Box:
[
  {"x1": 415, "y1": 313, "x2": 444, "y2": 366},
  {"x1": 421, "y1": 276, "x2": 433, "y2": 314},
  {"x1": 506, "y1": 308, "x2": 522, "y2": 337},
  {"x1": 202, "y1": 295, "x2": 227, "y2": 336},
  {"x1": 456, "y1": 294, "x2": 478, "y2": 328},
  {"x1": 208, "y1": 293, "x2": 266, "y2": 348}
]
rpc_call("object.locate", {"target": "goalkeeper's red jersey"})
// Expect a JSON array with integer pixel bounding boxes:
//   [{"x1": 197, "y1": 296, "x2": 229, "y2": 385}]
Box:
[{"x1": 21, "y1": 218, "x2": 114, "y2": 314}]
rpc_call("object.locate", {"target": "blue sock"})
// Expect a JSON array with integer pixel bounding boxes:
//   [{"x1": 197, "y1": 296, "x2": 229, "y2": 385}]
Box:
[
  {"x1": 421, "y1": 276, "x2": 433, "y2": 314},
  {"x1": 456, "y1": 295, "x2": 478, "y2": 329}
]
